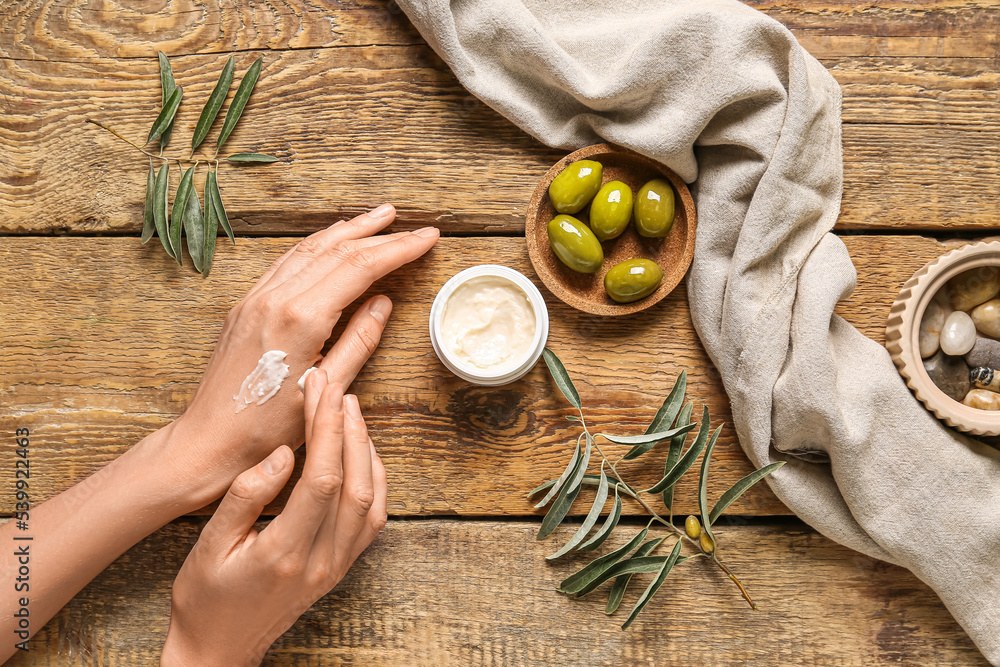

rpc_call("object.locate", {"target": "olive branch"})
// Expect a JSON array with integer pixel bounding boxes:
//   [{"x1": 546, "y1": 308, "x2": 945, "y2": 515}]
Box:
[
  {"x1": 87, "y1": 52, "x2": 279, "y2": 276},
  {"x1": 530, "y1": 348, "x2": 784, "y2": 628}
]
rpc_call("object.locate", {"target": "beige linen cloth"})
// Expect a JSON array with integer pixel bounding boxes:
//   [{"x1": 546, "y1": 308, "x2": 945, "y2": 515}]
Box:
[{"x1": 395, "y1": 0, "x2": 1000, "y2": 659}]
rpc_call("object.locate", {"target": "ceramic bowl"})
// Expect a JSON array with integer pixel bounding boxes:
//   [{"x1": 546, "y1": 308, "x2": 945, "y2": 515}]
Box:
[
  {"x1": 886, "y1": 241, "x2": 1000, "y2": 436},
  {"x1": 524, "y1": 143, "x2": 697, "y2": 316}
]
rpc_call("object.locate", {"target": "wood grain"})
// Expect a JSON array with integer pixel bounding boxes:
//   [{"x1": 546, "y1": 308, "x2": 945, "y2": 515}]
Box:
[
  {"x1": 5, "y1": 519, "x2": 983, "y2": 665},
  {"x1": 2, "y1": 3, "x2": 999, "y2": 235},
  {"x1": 0, "y1": 234, "x2": 970, "y2": 518}
]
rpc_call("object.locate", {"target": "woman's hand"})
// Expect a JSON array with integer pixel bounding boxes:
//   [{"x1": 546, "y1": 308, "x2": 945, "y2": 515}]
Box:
[
  {"x1": 161, "y1": 369, "x2": 386, "y2": 667},
  {"x1": 172, "y1": 203, "x2": 437, "y2": 499}
]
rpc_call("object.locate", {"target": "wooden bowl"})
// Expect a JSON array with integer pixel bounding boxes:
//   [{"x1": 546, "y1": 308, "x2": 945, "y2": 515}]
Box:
[
  {"x1": 525, "y1": 143, "x2": 697, "y2": 316},
  {"x1": 886, "y1": 241, "x2": 1000, "y2": 436}
]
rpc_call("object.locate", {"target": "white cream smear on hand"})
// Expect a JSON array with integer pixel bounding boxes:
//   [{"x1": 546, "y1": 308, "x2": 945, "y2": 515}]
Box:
[
  {"x1": 440, "y1": 276, "x2": 536, "y2": 372},
  {"x1": 234, "y1": 350, "x2": 290, "y2": 413}
]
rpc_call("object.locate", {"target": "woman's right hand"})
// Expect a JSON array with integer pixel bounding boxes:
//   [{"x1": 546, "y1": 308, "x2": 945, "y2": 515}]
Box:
[
  {"x1": 166, "y1": 203, "x2": 437, "y2": 502},
  {"x1": 162, "y1": 370, "x2": 387, "y2": 666}
]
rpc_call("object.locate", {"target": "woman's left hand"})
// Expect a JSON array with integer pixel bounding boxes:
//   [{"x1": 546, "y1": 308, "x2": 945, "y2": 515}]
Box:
[
  {"x1": 161, "y1": 369, "x2": 386, "y2": 667},
  {"x1": 168, "y1": 203, "x2": 436, "y2": 501}
]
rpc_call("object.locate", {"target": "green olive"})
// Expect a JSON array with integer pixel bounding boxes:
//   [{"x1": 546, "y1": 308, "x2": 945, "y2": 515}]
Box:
[
  {"x1": 547, "y1": 215, "x2": 604, "y2": 274},
  {"x1": 633, "y1": 178, "x2": 675, "y2": 237},
  {"x1": 700, "y1": 531, "x2": 715, "y2": 554},
  {"x1": 589, "y1": 181, "x2": 633, "y2": 241},
  {"x1": 603, "y1": 258, "x2": 664, "y2": 303},
  {"x1": 548, "y1": 160, "x2": 603, "y2": 214},
  {"x1": 685, "y1": 515, "x2": 702, "y2": 539}
]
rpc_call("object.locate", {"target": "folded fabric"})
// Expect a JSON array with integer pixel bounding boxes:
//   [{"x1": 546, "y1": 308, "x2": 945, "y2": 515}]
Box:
[{"x1": 395, "y1": 0, "x2": 1000, "y2": 660}]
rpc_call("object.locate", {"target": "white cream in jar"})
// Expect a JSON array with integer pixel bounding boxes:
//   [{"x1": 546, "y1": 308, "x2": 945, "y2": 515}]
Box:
[
  {"x1": 430, "y1": 265, "x2": 549, "y2": 386},
  {"x1": 440, "y1": 276, "x2": 536, "y2": 373}
]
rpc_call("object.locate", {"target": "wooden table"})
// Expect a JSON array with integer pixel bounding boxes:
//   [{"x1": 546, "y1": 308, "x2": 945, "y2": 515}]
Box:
[{"x1": 0, "y1": 1, "x2": 993, "y2": 663}]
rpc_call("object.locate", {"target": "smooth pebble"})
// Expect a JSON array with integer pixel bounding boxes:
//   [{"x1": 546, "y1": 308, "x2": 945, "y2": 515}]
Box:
[
  {"x1": 940, "y1": 310, "x2": 977, "y2": 356},
  {"x1": 949, "y1": 266, "x2": 1000, "y2": 312},
  {"x1": 970, "y1": 299, "x2": 1000, "y2": 338},
  {"x1": 963, "y1": 388, "x2": 1000, "y2": 411},
  {"x1": 918, "y1": 298, "x2": 948, "y2": 358},
  {"x1": 966, "y1": 337, "x2": 1000, "y2": 369},
  {"x1": 971, "y1": 366, "x2": 1000, "y2": 393},
  {"x1": 923, "y1": 351, "x2": 971, "y2": 402}
]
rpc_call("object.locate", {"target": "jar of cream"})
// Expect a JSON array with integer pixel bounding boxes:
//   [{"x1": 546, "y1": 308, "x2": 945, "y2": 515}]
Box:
[{"x1": 429, "y1": 265, "x2": 549, "y2": 386}]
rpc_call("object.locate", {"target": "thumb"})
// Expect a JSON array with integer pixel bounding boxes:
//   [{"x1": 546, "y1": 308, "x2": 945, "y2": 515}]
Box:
[{"x1": 200, "y1": 446, "x2": 294, "y2": 553}]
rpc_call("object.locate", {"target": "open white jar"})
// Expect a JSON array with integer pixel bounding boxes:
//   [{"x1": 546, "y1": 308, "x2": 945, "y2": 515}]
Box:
[{"x1": 429, "y1": 265, "x2": 549, "y2": 386}]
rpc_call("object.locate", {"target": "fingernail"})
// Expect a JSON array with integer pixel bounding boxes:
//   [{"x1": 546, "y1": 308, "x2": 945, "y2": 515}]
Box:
[
  {"x1": 368, "y1": 296, "x2": 392, "y2": 325},
  {"x1": 369, "y1": 203, "x2": 394, "y2": 220},
  {"x1": 413, "y1": 226, "x2": 438, "y2": 238},
  {"x1": 369, "y1": 439, "x2": 377, "y2": 458},
  {"x1": 344, "y1": 394, "x2": 363, "y2": 421},
  {"x1": 261, "y1": 447, "x2": 287, "y2": 475},
  {"x1": 297, "y1": 366, "x2": 319, "y2": 393}
]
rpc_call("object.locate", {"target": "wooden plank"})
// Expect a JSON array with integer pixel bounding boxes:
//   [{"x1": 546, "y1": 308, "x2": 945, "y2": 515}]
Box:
[
  {"x1": 831, "y1": 57, "x2": 999, "y2": 126},
  {"x1": 2, "y1": 3, "x2": 999, "y2": 234},
  {"x1": 5, "y1": 519, "x2": 983, "y2": 665},
  {"x1": 0, "y1": 234, "x2": 966, "y2": 517},
  {"x1": 3, "y1": 0, "x2": 997, "y2": 60},
  {"x1": 2, "y1": 50, "x2": 999, "y2": 234}
]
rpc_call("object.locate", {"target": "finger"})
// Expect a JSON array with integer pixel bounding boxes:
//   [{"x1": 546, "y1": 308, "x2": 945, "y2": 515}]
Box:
[
  {"x1": 276, "y1": 226, "x2": 431, "y2": 298},
  {"x1": 264, "y1": 204, "x2": 398, "y2": 287},
  {"x1": 317, "y1": 295, "x2": 393, "y2": 387},
  {"x1": 241, "y1": 226, "x2": 402, "y2": 304},
  {"x1": 199, "y1": 445, "x2": 294, "y2": 555},
  {"x1": 349, "y1": 439, "x2": 388, "y2": 563},
  {"x1": 313, "y1": 394, "x2": 372, "y2": 565},
  {"x1": 302, "y1": 367, "x2": 329, "y2": 441},
  {"x1": 263, "y1": 383, "x2": 347, "y2": 555},
  {"x1": 286, "y1": 228, "x2": 437, "y2": 328}
]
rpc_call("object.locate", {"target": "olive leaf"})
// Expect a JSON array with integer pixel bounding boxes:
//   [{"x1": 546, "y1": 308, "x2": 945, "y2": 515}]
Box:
[
  {"x1": 157, "y1": 52, "x2": 177, "y2": 148},
  {"x1": 201, "y1": 170, "x2": 220, "y2": 276},
  {"x1": 620, "y1": 372, "x2": 688, "y2": 460},
  {"x1": 532, "y1": 435, "x2": 582, "y2": 508},
  {"x1": 620, "y1": 540, "x2": 683, "y2": 629},
  {"x1": 208, "y1": 172, "x2": 235, "y2": 245},
  {"x1": 662, "y1": 401, "x2": 694, "y2": 513},
  {"x1": 542, "y1": 347, "x2": 581, "y2": 410},
  {"x1": 140, "y1": 164, "x2": 155, "y2": 244},
  {"x1": 530, "y1": 474, "x2": 634, "y2": 499},
  {"x1": 606, "y1": 537, "x2": 665, "y2": 614},
  {"x1": 191, "y1": 56, "x2": 235, "y2": 152},
  {"x1": 532, "y1": 347, "x2": 767, "y2": 627},
  {"x1": 152, "y1": 163, "x2": 173, "y2": 257},
  {"x1": 147, "y1": 87, "x2": 182, "y2": 144},
  {"x1": 573, "y1": 556, "x2": 671, "y2": 598},
  {"x1": 599, "y1": 423, "x2": 695, "y2": 448},
  {"x1": 537, "y1": 433, "x2": 592, "y2": 540},
  {"x1": 226, "y1": 153, "x2": 278, "y2": 163},
  {"x1": 698, "y1": 425, "x2": 724, "y2": 550},
  {"x1": 709, "y1": 461, "x2": 785, "y2": 525},
  {"x1": 643, "y1": 405, "x2": 711, "y2": 494},
  {"x1": 216, "y1": 56, "x2": 263, "y2": 152},
  {"x1": 91, "y1": 54, "x2": 275, "y2": 273},
  {"x1": 546, "y1": 465, "x2": 609, "y2": 560},
  {"x1": 578, "y1": 484, "x2": 622, "y2": 552},
  {"x1": 169, "y1": 166, "x2": 196, "y2": 266},
  {"x1": 558, "y1": 525, "x2": 649, "y2": 595},
  {"x1": 183, "y1": 179, "x2": 206, "y2": 273}
]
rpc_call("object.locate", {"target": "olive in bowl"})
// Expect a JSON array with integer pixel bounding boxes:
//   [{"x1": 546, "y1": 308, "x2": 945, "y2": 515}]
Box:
[
  {"x1": 547, "y1": 160, "x2": 603, "y2": 215},
  {"x1": 604, "y1": 258, "x2": 664, "y2": 303},
  {"x1": 634, "y1": 178, "x2": 676, "y2": 238},
  {"x1": 547, "y1": 214, "x2": 604, "y2": 274},
  {"x1": 589, "y1": 180, "x2": 633, "y2": 242}
]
